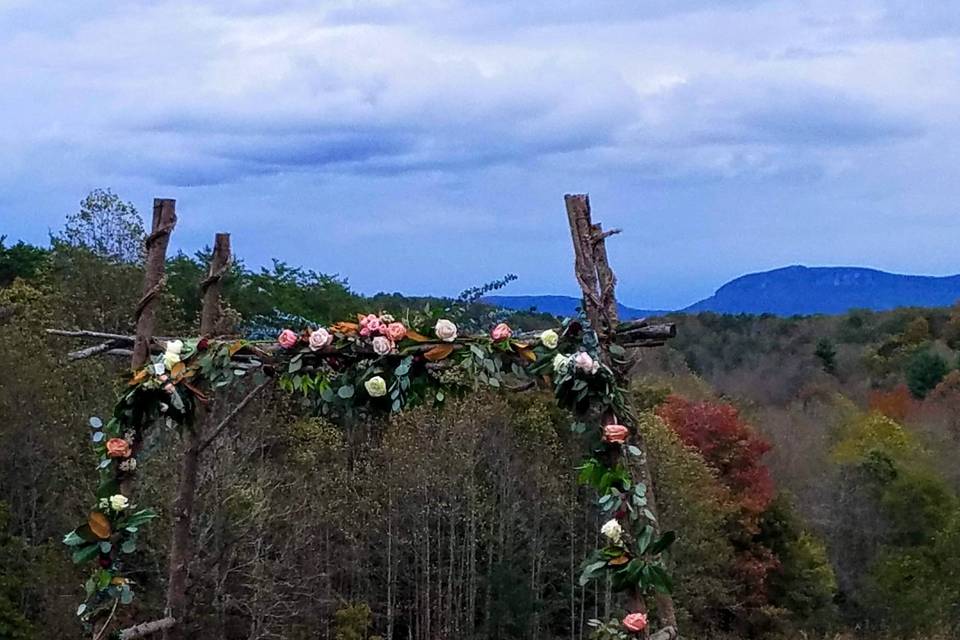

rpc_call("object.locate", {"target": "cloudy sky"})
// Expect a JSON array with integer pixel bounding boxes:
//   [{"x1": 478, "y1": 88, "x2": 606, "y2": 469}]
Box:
[{"x1": 1, "y1": 0, "x2": 959, "y2": 308}]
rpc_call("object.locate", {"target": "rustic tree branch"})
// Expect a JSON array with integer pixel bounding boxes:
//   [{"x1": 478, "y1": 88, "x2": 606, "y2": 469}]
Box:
[
  {"x1": 164, "y1": 233, "x2": 230, "y2": 640},
  {"x1": 564, "y1": 193, "x2": 679, "y2": 633},
  {"x1": 198, "y1": 378, "x2": 272, "y2": 453},
  {"x1": 132, "y1": 199, "x2": 176, "y2": 369}
]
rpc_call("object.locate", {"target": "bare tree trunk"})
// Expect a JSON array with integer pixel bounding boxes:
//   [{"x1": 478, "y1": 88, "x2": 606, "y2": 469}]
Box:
[
  {"x1": 164, "y1": 233, "x2": 231, "y2": 640},
  {"x1": 131, "y1": 199, "x2": 177, "y2": 369},
  {"x1": 563, "y1": 194, "x2": 679, "y2": 632}
]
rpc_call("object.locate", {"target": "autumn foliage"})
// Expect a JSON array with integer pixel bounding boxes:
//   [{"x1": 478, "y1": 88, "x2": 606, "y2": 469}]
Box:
[
  {"x1": 656, "y1": 396, "x2": 774, "y2": 522},
  {"x1": 656, "y1": 396, "x2": 778, "y2": 609},
  {"x1": 868, "y1": 384, "x2": 918, "y2": 422}
]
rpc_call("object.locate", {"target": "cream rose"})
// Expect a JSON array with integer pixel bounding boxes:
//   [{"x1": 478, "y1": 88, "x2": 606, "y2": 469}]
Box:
[
  {"x1": 364, "y1": 376, "x2": 387, "y2": 397},
  {"x1": 435, "y1": 319, "x2": 458, "y2": 342},
  {"x1": 552, "y1": 353, "x2": 571, "y2": 373},
  {"x1": 163, "y1": 339, "x2": 183, "y2": 370},
  {"x1": 109, "y1": 494, "x2": 130, "y2": 511},
  {"x1": 601, "y1": 518, "x2": 623, "y2": 544},
  {"x1": 540, "y1": 329, "x2": 559, "y2": 349}
]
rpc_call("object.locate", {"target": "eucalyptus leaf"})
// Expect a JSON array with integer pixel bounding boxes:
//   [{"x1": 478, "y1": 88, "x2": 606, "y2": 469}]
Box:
[
  {"x1": 89, "y1": 416, "x2": 103, "y2": 429},
  {"x1": 337, "y1": 385, "x2": 355, "y2": 399}
]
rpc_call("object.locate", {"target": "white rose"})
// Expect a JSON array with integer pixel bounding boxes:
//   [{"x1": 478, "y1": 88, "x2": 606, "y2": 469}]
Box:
[
  {"x1": 540, "y1": 329, "x2": 559, "y2": 349},
  {"x1": 109, "y1": 494, "x2": 129, "y2": 511},
  {"x1": 163, "y1": 339, "x2": 183, "y2": 370},
  {"x1": 435, "y1": 319, "x2": 458, "y2": 342},
  {"x1": 364, "y1": 375, "x2": 388, "y2": 397},
  {"x1": 601, "y1": 518, "x2": 623, "y2": 544},
  {"x1": 309, "y1": 327, "x2": 332, "y2": 351},
  {"x1": 574, "y1": 352, "x2": 599, "y2": 375},
  {"x1": 372, "y1": 336, "x2": 394, "y2": 356},
  {"x1": 552, "y1": 353, "x2": 571, "y2": 373}
]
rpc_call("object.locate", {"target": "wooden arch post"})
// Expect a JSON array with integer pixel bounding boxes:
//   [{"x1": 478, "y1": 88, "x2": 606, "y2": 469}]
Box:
[{"x1": 565, "y1": 194, "x2": 679, "y2": 637}]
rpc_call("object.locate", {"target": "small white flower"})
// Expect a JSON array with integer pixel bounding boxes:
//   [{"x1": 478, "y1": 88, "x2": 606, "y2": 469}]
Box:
[
  {"x1": 163, "y1": 339, "x2": 184, "y2": 370},
  {"x1": 552, "y1": 353, "x2": 571, "y2": 373},
  {"x1": 364, "y1": 376, "x2": 388, "y2": 397},
  {"x1": 379, "y1": 313, "x2": 395, "y2": 323},
  {"x1": 109, "y1": 494, "x2": 129, "y2": 511},
  {"x1": 99, "y1": 498, "x2": 109, "y2": 510},
  {"x1": 165, "y1": 340, "x2": 183, "y2": 356},
  {"x1": 119, "y1": 458, "x2": 137, "y2": 472},
  {"x1": 574, "y1": 352, "x2": 600, "y2": 375},
  {"x1": 601, "y1": 518, "x2": 623, "y2": 544},
  {"x1": 435, "y1": 319, "x2": 458, "y2": 342},
  {"x1": 372, "y1": 336, "x2": 394, "y2": 356},
  {"x1": 540, "y1": 329, "x2": 559, "y2": 349},
  {"x1": 309, "y1": 327, "x2": 333, "y2": 351}
]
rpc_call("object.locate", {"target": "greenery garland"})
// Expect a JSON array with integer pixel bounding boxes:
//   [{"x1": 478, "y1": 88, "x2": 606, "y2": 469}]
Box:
[{"x1": 64, "y1": 311, "x2": 674, "y2": 636}]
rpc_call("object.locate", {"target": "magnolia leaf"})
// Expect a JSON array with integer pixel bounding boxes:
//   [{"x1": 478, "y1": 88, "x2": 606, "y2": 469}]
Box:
[
  {"x1": 331, "y1": 322, "x2": 359, "y2": 335},
  {"x1": 405, "y1": 329, "x2": 430, "y2": 342},
  {"x1": 424, "y1": 344, "x2": 456, "y2": 361},
  {"x1": 228, "y1": 340, "x2": 245, "y2": 356},
  {"x1": 88, "y1": 512, "x2": 111, "y2": 539},
  {"x1": 128, "y1": 368, "x2": 149, "y2": 386},
  {"x1": 608, "y1": 554, "x2": 630, "y2": 566},
  {"x1": 518, "y1": 347, "x2": 537, "y2": 363},
  {"x1": 72, "y1": 544, "x2": 100, "y2": 564}
]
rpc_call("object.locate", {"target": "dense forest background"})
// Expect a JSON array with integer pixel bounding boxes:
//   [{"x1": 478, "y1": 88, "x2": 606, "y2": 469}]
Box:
[{"x1": 2, "y1": 191, "x2": 959, "y2": 639}]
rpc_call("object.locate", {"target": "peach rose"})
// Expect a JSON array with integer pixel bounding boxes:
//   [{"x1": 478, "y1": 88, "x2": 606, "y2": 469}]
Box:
[
  {"x1": 278, "y1": 329, "x2": 299, "y2": 349},
  {"x1": 385, "y1": 322, "x2": 407, "y2": 342},
  {"x1": 491, "y1": 322, "x2": 512, "y2": 341},
  {"x1": 622, "y1": 612, "x2": 648, "y2": 633},
  {"x1": 106, "y1": 438, "x2": 131, "y2": 458},
  {"x1": 603, "y1": 424, "x2": 630, "y2": 444}
]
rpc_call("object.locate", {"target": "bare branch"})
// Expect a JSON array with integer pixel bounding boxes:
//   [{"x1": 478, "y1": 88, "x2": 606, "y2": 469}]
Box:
[
  {"x1": 199, "y1": 378, "x2": 272, "y2": 453},
  {"x1": 118, "y1": 617, "x2": 176, "y2": 639}
]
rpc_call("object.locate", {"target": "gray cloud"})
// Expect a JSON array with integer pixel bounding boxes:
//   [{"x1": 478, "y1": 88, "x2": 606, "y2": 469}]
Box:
[{"x1": 1, "y1": 0, "x2": 959, "y2": 307}]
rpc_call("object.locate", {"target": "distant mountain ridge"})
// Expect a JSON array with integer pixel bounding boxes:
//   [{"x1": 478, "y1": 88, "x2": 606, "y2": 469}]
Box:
[
  {"x1": 683, "y1": 265, "x2": 960, "y2": 315},
  {"x1": 486, "y1": 266, "x2": 960, "y2": 317}
]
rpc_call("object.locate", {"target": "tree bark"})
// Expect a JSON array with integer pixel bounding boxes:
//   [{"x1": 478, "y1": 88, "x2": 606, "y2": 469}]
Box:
[
  {"x1": 163, "y1": 233, "x2": 231, "y2": 640},
  {"x1": 132, "y1": 199, "x2": 176, "y2": 369}
]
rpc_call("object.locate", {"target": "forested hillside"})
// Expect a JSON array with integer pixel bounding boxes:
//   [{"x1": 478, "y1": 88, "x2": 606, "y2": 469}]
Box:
[{"x1": 2, "y1": 192, "x2": 959, "y2": 639}]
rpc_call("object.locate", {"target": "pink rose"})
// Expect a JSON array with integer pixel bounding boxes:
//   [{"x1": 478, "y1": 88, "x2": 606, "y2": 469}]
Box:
[
  {"x1": 372, "y1": 336, "x2": 394, "y2": 356},
  {"x1": 622, "y1": 612, "x2": 648, "y2": 633},
  {"x1": 309, "y1": 327, "x2": 333, "y2": 351},
  {"x1": 491, "y1": 323, "x2": 512, "y2": 341},
  {"x1": 385, "y1": 322, "x2": 407, "y2": 342},
  {"x1": 359, "y1": 314, "x2": 383, "y2": 337},
  {"x1": 278, "y1": 329, "x2": 299, "y2": 349},
  {"x1": 574, "y1": 351, "x2": 599, "y2": 375},
  {"x1": 603, "y1": 424, "x2": 630, "y2": 444}
]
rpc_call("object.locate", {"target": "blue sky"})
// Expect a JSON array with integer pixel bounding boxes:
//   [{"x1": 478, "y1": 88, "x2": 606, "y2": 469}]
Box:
[{"x1": 1, "y1": 0, "x2": 959, "y2": 308}]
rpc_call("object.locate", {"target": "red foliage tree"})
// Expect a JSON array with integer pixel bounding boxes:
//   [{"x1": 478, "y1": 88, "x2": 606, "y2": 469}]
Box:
[
  {"x1": 656, "y1": 395, "x2": 778, "y2": 607},
  {"x1": 656, "y1": 396, "x2": 774, "y2": 522}
]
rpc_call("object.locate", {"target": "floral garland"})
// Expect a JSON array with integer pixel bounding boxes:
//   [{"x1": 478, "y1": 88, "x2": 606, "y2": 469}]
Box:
[{"x1": 65, "y1": 312, "x2": 674, "y2": 636}]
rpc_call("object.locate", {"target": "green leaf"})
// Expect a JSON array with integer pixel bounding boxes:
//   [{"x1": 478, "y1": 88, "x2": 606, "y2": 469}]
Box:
[
  {"x1": 120, "y1": 586, "x2": 134, "y2": 605},
  {"x1": 121, "y1": 539, "x2": 137, "y2": 554},
  {"x1": 647, "y1": 531, "x2": 676, "y2": 556},
  {"x1": 626, "y1": 445, "x2": 642, "y2": 457},
  {"x1": 72, "y1": 544, "x2": 100, "y2": 564},
  {"x1": 647, "y1": 564, "x2": 673, "y2": 594},
  {"x1": 120, "y1": 509, "x2": 158, "y2": 529},
  {"x1": 636, "y1": 525, "x2": 654, "y2": 554},
  {"x1": 99, "y1": 541, "x2": 112, "y2": 553},
  {"x1": 288, "y1": 358, "x2": 303, "y2": 373},
  {"x1": 337, "y1": 385, "x2": 355, "y2": 399},
  {"x1": 62, "y1": 530, "x2": 85, "y2": 547}
]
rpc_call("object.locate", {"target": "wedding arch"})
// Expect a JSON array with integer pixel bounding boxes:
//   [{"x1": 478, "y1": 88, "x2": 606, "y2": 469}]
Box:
[{"x1": 52, "y1": 195, "x2": 680, "y2": 640}]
